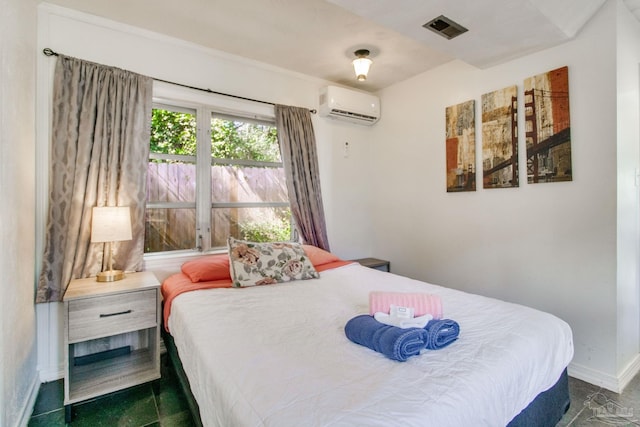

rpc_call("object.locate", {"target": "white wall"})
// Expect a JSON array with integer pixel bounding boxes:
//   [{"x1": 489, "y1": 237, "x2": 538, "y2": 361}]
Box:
[
  {"x1": 371, "y1": 0, "x2": 639, "y2": 391},
  {"x1": 1, "y1": 0, "x2": 39, "y2": 426},
  {"x1": 35, "y1": 3, "x2": 376, "y2": 380},
  {"x1": 616, "y1": 0, "x2": 640, "y2": 381}
]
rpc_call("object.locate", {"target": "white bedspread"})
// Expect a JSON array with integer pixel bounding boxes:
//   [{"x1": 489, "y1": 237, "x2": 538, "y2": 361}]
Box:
[{"x1": 168, "y1": 263, "x2": 573, "y2": 427}]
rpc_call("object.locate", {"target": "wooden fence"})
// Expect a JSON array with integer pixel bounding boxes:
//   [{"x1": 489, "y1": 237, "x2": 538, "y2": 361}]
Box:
[{"x1": 145, "y1": 162, "x2": 289, "y2": 252}]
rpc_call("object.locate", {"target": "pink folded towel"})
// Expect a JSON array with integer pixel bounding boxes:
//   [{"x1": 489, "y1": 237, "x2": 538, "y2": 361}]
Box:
[{"x1": 369, "y1": 292, "x2": 443, "y2": 319}]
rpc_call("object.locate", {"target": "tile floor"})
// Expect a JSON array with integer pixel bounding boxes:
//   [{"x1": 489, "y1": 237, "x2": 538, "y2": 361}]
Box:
[
  {"x1": 28, "y1": 355, "x2": 195, "y2": 427},
  {"x1": 559, "y1": 374, "x2": 640, "y2": 427},
  {"x1": 29, "y1": 361, "x2": 640, "y2": 426}
]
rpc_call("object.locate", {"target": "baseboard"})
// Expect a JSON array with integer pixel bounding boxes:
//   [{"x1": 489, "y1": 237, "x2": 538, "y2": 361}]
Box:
[
  {"x1": 15, "y1": 375, "x2": 39, "y2": 427},
  {"x1": 568, "y1": 362, "x2": 619, "y2": 392},
  {"x1": 38, "y1": 363, "x2": 64, "y2": 383},
  {"x1": 617, "y1": 353, "x2": 640, "y2": 392},
  {"x1": 568, "y1": 354, "x2": 640, "y2": 393}
]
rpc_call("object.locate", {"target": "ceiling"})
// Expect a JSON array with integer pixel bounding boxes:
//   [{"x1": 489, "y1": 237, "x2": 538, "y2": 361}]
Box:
[{"x1": 43, "y1": 0, "x2": 612, "y2": 92}]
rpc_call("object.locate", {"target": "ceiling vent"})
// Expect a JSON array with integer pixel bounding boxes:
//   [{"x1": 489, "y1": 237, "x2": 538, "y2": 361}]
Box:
[{"x1": 423, "y1": 15, "x2": 468, "y2": 40}]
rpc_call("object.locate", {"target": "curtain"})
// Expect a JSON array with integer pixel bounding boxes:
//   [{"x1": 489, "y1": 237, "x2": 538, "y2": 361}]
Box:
[
  {"x1": 275, "y1": 105, "x2": 330, "y2": 251},
  {"x1": 36, "y1": 55, "x2": 152, "y2": 303}
]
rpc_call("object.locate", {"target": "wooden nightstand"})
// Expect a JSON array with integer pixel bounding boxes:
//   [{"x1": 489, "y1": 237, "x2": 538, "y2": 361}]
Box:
[
  {"x1": 62, "y1": 271, "x2": 161, "y2": 422},
  {"x1": 351, "y1": 257, "x2": 390, "y2": 272}
]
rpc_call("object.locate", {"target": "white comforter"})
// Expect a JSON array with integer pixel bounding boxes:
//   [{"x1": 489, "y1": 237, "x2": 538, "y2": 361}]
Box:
[{"x1": 168, "y1": 263, "x2": 573, "y2": 427}]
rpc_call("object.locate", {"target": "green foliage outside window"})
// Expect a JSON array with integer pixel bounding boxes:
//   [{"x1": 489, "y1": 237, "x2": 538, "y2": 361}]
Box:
[
  {"x1": 210, "y1": 118, "x2": 280, "y2": 162},
  {"x1": 150, "y1": 109, "x2": 196, "y2": 156},
  {"x1": 239, "y1": 214, "x2": 292, "y2": 242},
  {"x1": 150, "y1": 109, "x2": 281, "y2": 162}
]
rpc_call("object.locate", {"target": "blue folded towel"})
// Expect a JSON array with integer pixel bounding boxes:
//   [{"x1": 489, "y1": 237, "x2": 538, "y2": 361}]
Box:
[
  {"x1": 344, "y1": 314, "x2": 429, "y2": 362},
  {"x1": 424, "y1": 318, "x2": 460, "y2": 349}
]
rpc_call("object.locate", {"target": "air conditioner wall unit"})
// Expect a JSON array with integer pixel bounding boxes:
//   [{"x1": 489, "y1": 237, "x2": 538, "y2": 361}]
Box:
[{"x1": 318, "y1": 86, "x2": 380, "y2": 125}]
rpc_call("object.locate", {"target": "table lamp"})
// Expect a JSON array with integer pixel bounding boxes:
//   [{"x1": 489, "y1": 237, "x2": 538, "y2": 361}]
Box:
[{"x1": 91, "y1": 206, "x2": 132, "y2": 282}]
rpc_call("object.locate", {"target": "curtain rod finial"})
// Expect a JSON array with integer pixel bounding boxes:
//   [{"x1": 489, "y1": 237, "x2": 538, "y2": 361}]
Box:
[{"x1": 43, "y1": 48, "x2": 58, "y2": 57}]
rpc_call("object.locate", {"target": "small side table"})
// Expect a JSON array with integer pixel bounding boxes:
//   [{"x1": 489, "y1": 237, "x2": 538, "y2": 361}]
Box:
[
  {"x1": 351, "y1": 257, "x2": 390, "y2": 272},
  {"x1": 62, "y1": 271, "x2": 161, "y2": 422}
]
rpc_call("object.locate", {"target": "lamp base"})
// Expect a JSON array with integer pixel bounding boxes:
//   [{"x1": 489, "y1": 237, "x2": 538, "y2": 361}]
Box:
[{"x1": 96, "y1": 270, "x2": 126, "y2": 282}]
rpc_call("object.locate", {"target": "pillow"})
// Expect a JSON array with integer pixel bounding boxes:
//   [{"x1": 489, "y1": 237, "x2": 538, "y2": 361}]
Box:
[
  {"x1": 302, "y1": 244, "x2": 342, "y2": 267},
  {"x1": 228, "y1": 237, "x2": 319, "y2": 287},
  {"x1": 181, "y1": 254, "x2": 231, "y2": 283}
]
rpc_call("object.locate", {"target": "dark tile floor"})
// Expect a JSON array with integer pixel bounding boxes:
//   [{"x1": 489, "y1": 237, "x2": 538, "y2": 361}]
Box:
[
  {"x1": 559, "y1": 374, "x2": 640, "y2": 427},
  {"x1": 29, "y1": 361, "x2": 640, "y2": 426},
  {"x1": 28, "y1": 355, "x2": 195, "y2": 427}
]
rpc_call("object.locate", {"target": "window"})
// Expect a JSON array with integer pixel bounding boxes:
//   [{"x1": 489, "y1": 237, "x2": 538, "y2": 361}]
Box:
[{"x1": 145, "y1": 101, "x2": 291, "y2": 254}]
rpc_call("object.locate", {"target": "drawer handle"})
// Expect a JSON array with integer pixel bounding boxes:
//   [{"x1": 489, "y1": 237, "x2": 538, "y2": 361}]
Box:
[{"x1": 99, "y1": 309, "x2": 132, "y2": 318}]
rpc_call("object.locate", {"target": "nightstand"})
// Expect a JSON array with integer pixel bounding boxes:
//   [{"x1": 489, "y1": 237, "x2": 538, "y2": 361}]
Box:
[
  {"x1": 62, "y1": 271, "x2": 161, "y2": 422},
  {"x1": 351, "y1": 257, "x2": 390, "y2": 272}
]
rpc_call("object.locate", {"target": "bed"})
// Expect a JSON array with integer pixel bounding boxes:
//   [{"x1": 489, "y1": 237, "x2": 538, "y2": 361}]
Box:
[{"x1": 161, "y1": 244, "x2": 573, "y2": 426}]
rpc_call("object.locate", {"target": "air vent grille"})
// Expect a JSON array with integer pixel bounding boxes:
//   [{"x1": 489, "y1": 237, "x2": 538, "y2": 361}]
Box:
[
  {"x1": 329, "y1": 109, "x2": 378, "y2": 123},
  {"x1": 423, "y1": 15, "x2": 468, "y2": 40}
]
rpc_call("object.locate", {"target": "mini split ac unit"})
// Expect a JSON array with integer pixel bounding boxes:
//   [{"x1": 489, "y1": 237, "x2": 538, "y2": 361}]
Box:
[{"x1": 319, "y1": 86, "x2": 380, "y2": 125}]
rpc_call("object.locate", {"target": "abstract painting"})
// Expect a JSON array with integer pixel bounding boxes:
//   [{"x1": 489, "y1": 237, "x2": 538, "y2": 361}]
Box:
[
  {"x1": 482, "y1": 85, "x2": 518, "y2": 189},
  {"x1": 446, "y1": 100, "x2": 476, "y2": 192},
  {"x1": 523, "y1": 66, "x2": 572, "y2": 183}
]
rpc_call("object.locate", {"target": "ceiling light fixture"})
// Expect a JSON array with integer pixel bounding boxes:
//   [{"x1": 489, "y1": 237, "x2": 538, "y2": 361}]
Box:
[{"x1": 352, "y1": 49, "x2": 372, "y2": 81}]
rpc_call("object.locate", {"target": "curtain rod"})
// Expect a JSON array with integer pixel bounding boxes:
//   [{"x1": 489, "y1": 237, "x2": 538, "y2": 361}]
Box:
[{"x1": 42, "y1": 48, "x2": 317, "y2": 114}]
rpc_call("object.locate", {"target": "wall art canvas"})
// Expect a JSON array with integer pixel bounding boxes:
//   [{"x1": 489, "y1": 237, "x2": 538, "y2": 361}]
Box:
[
  {"x1": 523, "y1": 66, "x2": 572, "y2": 183},
  {"x1": 446, "y1": 99, "x2": 476, "y2": 192},
  {"x1": 482, "y1": 85, "x2": 518, "y2": 189}
]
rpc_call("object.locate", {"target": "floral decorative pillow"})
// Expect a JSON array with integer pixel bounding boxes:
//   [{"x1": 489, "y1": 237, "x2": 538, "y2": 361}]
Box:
[{"x1": 227, "y1": 237, "x2": 319, "y2": 287}]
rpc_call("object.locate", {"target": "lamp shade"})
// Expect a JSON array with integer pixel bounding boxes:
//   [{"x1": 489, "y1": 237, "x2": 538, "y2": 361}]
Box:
[
  {"x1": 91, "y1": 206, "x2": 132, "y2": 243},
  {"x1": 352, "y1": 49, "x2": 372, "y2": 81}
]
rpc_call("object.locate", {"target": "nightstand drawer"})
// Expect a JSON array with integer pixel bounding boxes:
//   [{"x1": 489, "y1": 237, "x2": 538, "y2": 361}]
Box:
[{"x1": 68, "y1": 289, "x2": 157, "y2": 342}]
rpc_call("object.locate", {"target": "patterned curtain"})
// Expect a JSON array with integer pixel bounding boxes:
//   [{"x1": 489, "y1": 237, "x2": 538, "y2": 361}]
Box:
[
  {"x1": 275, "y1": 105, "x2": 330, "y2": 251},
  {"x1": 36, "y1": 55, "x2": 152, "y2": 303}
]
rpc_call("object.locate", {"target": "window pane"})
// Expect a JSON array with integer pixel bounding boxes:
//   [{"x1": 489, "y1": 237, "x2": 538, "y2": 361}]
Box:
[
  {"x1": 147, "y1": 160, "x2": 196, "y2": 203},
  {"x1": 146, "y1": 105, "x2": 197, "y2": 254},
  {"x1": 211, "y1": 207, "x2": 291, "y2": 247},
  {"x1": 211, "y1": 117, "x2": 280, "y2": 162},
  {"x1": 211, "y1": 164, "x2": 287, "y2": 204},
  {"x1": 145, "y1": 208, "x2": 196, "y2": 252},
  {"x1": 151, "y1": 107, "x2": 197, "y2": 156}
]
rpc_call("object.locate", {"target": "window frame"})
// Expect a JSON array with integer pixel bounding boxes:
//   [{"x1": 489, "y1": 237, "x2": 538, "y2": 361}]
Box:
[{"x1": 144, "y1": 82, "x2": 288, "y2": 262}]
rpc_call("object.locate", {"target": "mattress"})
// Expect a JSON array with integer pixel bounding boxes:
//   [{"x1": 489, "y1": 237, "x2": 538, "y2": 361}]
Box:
[{"x1": 167, "y1": 262, "x2": 573, "y2": 426}]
